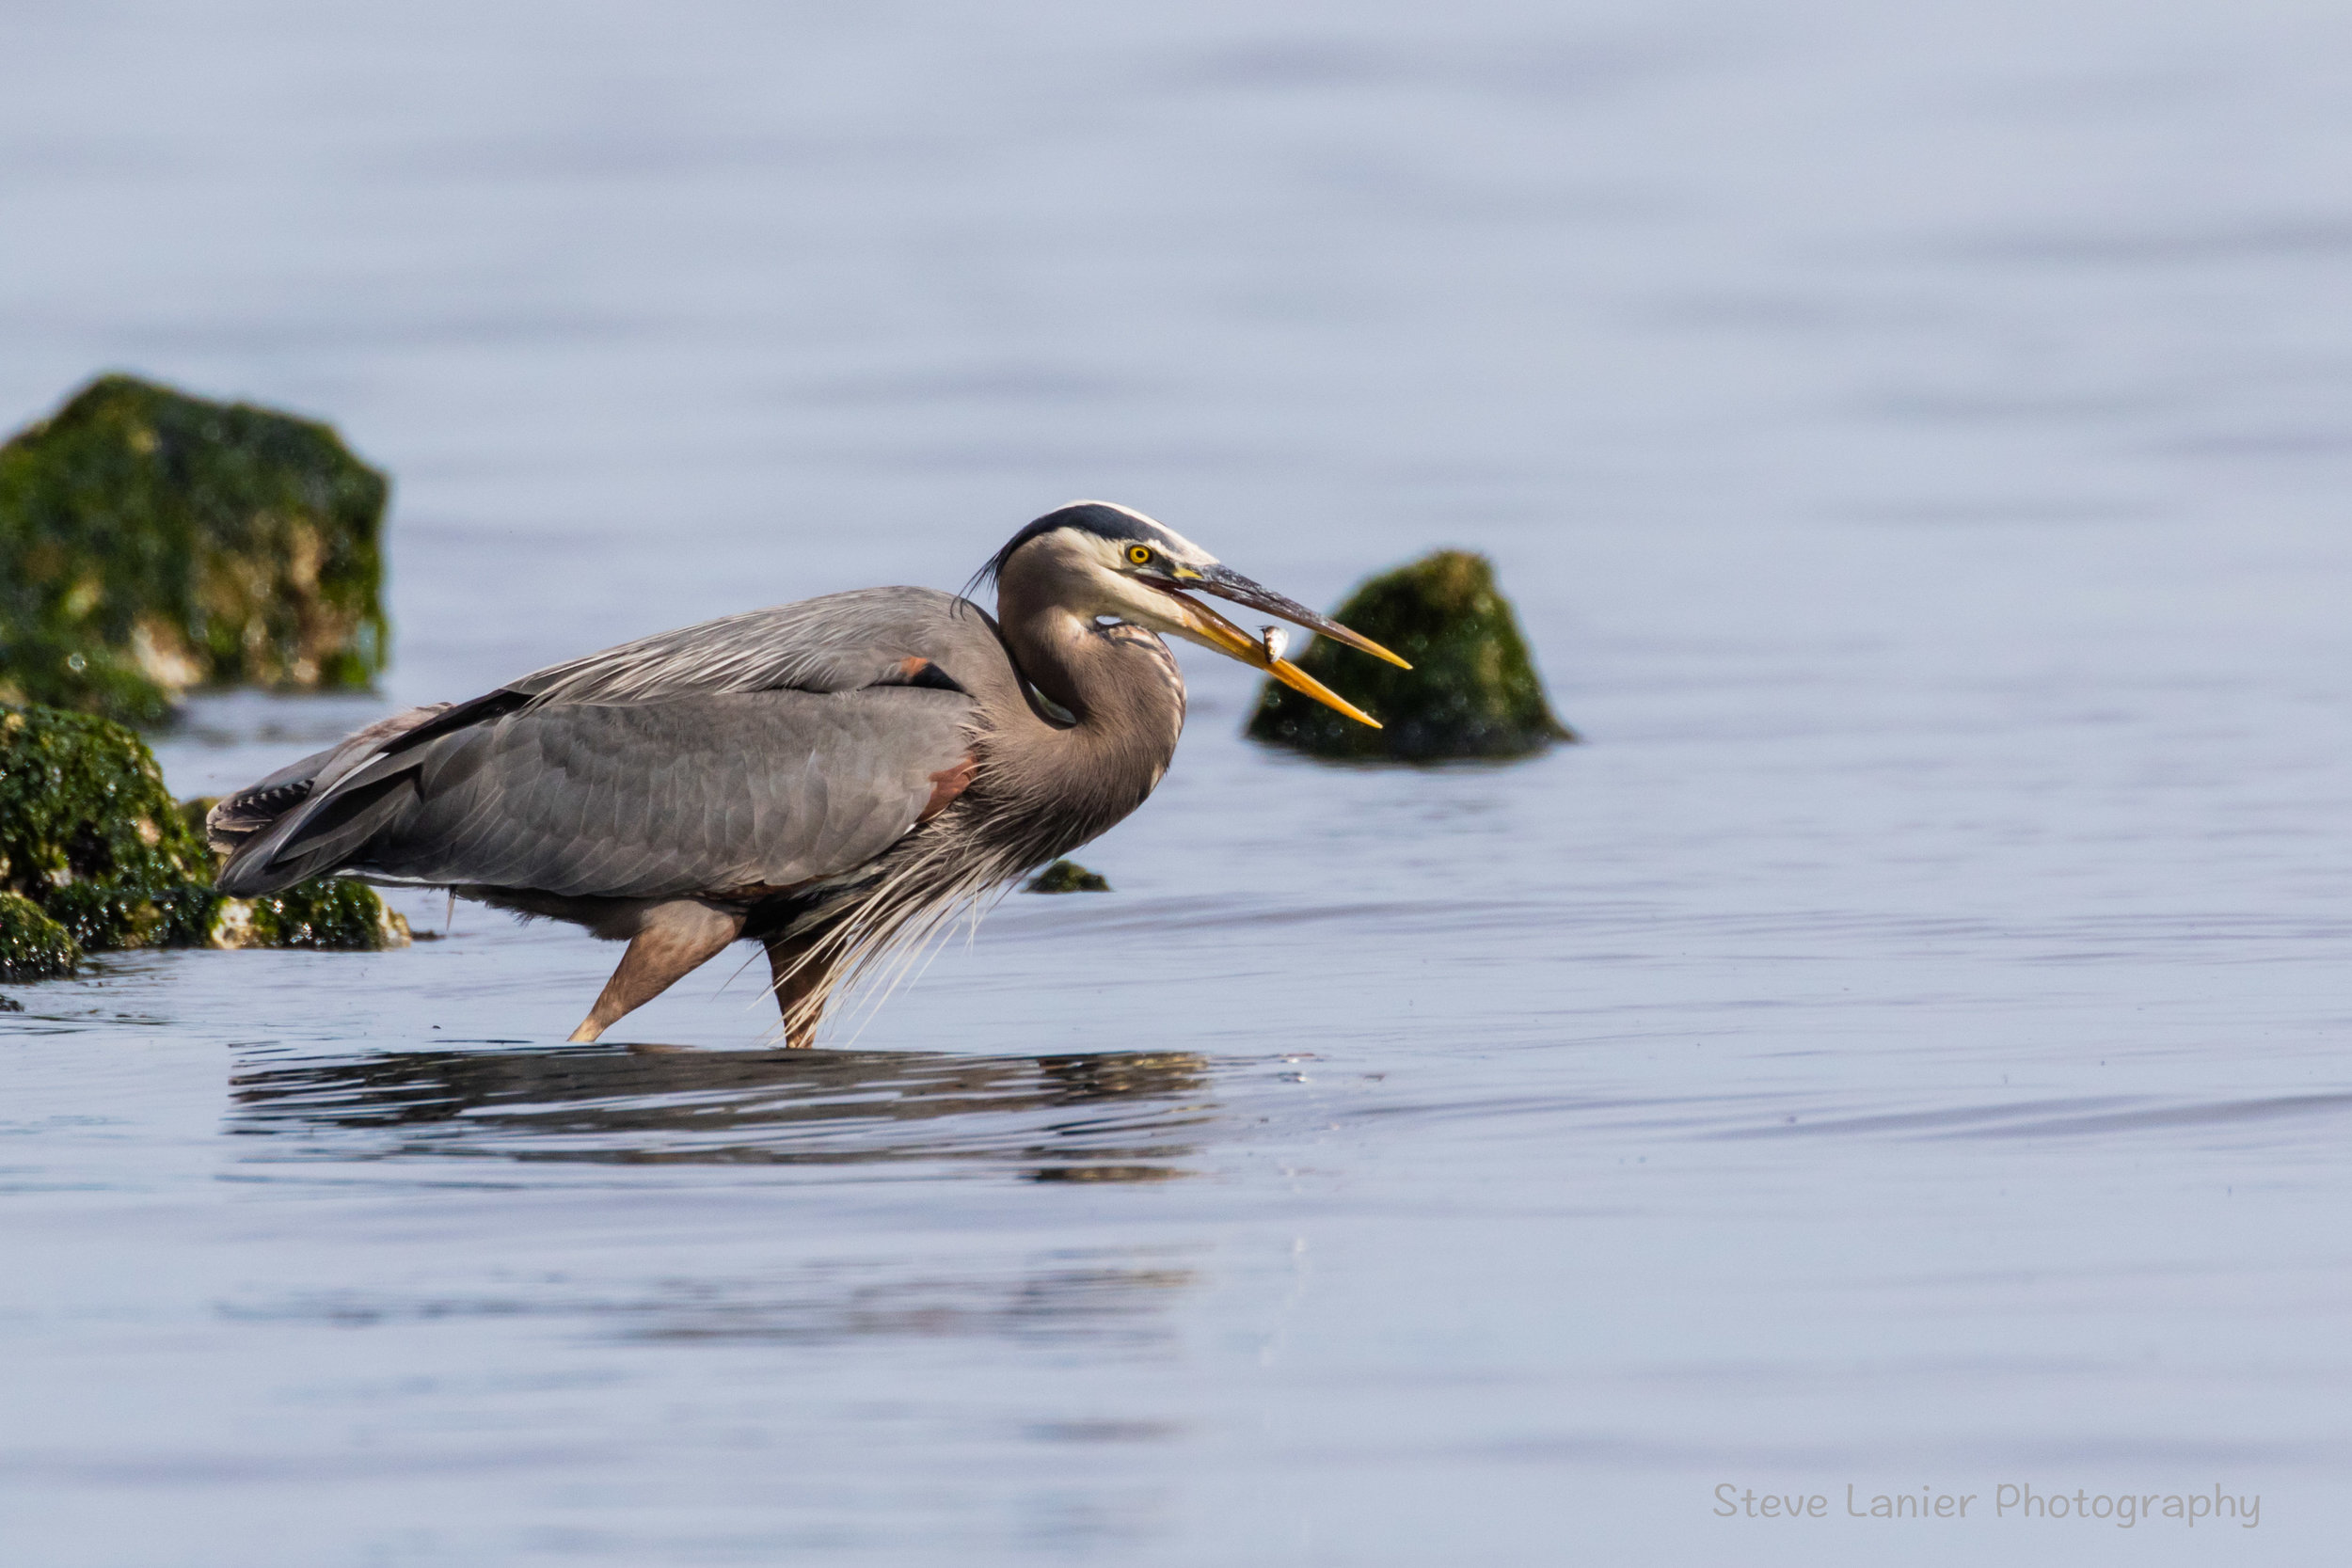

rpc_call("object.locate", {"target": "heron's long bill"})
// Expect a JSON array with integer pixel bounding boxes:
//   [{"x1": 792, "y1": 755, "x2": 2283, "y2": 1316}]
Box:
[
  {"x1": 1193, "y1": 564, "x2": 1412, "y2": 671},
  {"x1": 1152, "y1": 581, "x2": 1390, "y2": 729}
]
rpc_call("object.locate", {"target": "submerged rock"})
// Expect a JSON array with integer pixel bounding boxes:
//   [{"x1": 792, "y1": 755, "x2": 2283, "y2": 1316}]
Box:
[
  {"x1": 0, "y1": 374, "x2": 389, "y2": 724},
  {"x1": 1245, "y1": 550, "x2": 1574, "y2": 762},
  {"x1": 0, "y1": 703, "x2": 406, "y2": 981},
  {"x1": 1025, "y1": 860, "x2": 1111, "y2": 894}
]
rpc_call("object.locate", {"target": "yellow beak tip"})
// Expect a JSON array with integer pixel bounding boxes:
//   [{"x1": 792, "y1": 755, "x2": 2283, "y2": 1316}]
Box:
[{"x1": 1263, "y1": 656, "x2": 1381, "y2": 729}]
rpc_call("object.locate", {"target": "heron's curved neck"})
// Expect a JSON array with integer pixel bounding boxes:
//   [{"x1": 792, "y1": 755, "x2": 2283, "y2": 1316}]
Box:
[{"x1": 989, "y1": 597, "x2": 1185, "y2": 837}]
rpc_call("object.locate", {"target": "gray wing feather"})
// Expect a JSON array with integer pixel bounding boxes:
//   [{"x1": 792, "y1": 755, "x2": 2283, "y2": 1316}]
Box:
[
  {"x1": 510, "y1": 587, "x2": 1006, "y2": 706},
  {"x1": 231, "y1": 688, "x2": 972, "y2": 898},
  {"x1": 205, "y1": 704, "x2": 451, "y2": 854},
  {"x1": 213, "y1": 587, "x2": 1005, "y2": 898}
]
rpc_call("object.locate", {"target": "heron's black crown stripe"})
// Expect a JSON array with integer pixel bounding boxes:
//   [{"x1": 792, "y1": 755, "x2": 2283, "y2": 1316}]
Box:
[{"x1": 974, "y1": 503, "x2": 1175, "y2": 591}]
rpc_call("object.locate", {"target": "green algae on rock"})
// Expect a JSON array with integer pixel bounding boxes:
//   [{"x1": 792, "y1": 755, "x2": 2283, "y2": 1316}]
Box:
[
  {"x1": 0, "y1": 891, "x2": 79, "y2": 982},
  {"x1": 0, "y1": 374, "x2": 389, "y2": 724},
  {"x1": 0, "y1": 704, "x2": 215, "y2": 918},
  {"x1": 1245, "y1": 550, "x2": 1574, "y2": 762},
  {"x1": 0, "y1": 703, "x2": 406, "y2": 977},
  {"x1": 209, "y1": 879, "x2": 410, "y2": 951},
  {"x1": 178, "y1": 795, "x2": 219, "y2": 842},
  {"x1": 1025, "y1": 860, "x2": 1111, "y2": 893}
]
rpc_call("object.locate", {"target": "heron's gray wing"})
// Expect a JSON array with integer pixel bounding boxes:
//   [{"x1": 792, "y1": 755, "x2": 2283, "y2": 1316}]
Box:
[
  {"x1": 221, "y1": 688, "x2": 976, "y2": 898},
  {"x1": 214, "y1": 584, "x2": 1015, "y2": 895},
  {"x1": 508, "y1": 587, "x2": 1012, "y2": 705}
]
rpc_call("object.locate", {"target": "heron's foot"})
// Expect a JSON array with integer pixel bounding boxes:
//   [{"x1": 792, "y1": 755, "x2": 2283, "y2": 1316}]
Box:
[{"x1": 572, "y1": 899, "x2": 745, "y2": 1044}]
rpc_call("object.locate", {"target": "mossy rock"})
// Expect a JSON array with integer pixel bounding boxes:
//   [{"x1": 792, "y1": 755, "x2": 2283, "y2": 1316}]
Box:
[
  {"x1": 0, "y1": 374, "x2": 389, "y2": 724},
  {"x1": 0, "y1": 704, "x2": 213, "y2": 908},
  {"x1": 178, "y1": 795, "x2": 218, "y2": 841},
  {"x1": 209, "y1": 880, "x2": 409, "y2": 952},
  {"x1": 1025, "y1": 859, "x2": 1110, "y2": 894},
  {"x1": 0, "y1": 703, "x2": 405, "y2": 978},
  {"x1": 0, "y1": 891, "x2": 78, "y2": 982},
  {"x1": 1245, "y1": 550, "x2": 1574, "y2": 762}
]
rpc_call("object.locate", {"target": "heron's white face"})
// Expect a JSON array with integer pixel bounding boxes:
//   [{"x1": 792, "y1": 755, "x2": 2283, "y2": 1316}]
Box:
[
  {"x1": 1046, "y1": 505, "x2": 1228, "y2": 641},
  {"x1": 999, "y1": 499, "x2": 1406, "y2": 728}
]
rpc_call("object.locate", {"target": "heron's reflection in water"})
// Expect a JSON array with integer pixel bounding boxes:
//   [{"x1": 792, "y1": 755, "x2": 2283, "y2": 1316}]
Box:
[
  {"x1": 228, "y1": 1043, "x2": 1215, "y2": 1181},
  {"x1": 219, "y1": 1045, "x2": 1211, "y2": 1358}
]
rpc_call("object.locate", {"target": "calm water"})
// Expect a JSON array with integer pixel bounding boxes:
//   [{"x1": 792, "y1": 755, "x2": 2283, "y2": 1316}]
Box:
[{"x1": 6, "y1": 1, "x2": 2351, "y2": 1561}]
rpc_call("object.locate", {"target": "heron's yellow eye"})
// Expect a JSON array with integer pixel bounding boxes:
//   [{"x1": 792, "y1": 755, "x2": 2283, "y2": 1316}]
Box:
[{"x1": 1126, "y1": 545, "x2": 1152, "y2": 566}]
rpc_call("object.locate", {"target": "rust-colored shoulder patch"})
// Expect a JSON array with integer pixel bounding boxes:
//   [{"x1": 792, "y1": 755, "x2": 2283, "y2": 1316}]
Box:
[
  {"x1": 921, "y1": 754, "x2": 978, "y2": 820},
  {"x1": 882, "y1": 657, "x2": 968, "y2": 694}
]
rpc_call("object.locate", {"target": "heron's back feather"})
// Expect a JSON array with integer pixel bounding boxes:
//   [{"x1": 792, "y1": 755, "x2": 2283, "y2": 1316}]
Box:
[
  {"x1": 509, "y1": 587, "x2": 1006, "y2": 707},
  {"x1": 210, "y1": 586, "x2": 1015, "y2": 898}
]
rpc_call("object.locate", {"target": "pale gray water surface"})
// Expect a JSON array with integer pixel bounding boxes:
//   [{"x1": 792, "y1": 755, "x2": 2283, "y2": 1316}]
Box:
[{"x1": 5, "y1": 1, "x2": 2351, "y2": 1561}]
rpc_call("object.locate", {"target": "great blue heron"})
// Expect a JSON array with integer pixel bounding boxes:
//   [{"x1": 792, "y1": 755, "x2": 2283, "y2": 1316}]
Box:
[{"x1": 209, "y1": 502, "x2": 1405, "y2": 1046}]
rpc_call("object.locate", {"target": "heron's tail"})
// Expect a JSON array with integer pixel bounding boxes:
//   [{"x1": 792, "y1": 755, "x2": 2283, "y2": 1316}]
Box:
[{"x1": 209, "y1": 704, "x2": 452, "y2": 895}]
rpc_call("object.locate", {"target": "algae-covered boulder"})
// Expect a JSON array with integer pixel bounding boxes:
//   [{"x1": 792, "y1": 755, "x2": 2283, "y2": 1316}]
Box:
[
  {"x1": 0, "y1": 374, "x2": 389, "y2": 724},
  {"x1": 1025, "y1": 859, "x2": 1110, "y2": 894},
  {"x1": 1246, "y1": 550, "x2": 1574, "y2": 762},
  {"x1": 0, "y1": 704, "x2": 218, "y2": 952},
  {"x1": 1, "y1": 891, "x2": 78, "y2": 982},
  {"x1": 208, "y1": 880, "x2": 410, "y2": 952},
  {"x1": 0, "y1": 703, "x2": 406, "y2": 980}
]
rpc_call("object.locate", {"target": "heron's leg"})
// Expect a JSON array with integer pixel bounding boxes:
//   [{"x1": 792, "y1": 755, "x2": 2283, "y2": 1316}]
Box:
[
  {"x1": 567, "y1": 900, "x2": 745, "y2": 1043},
  {"x1": 761, "y1": 932, "x2": 830, "y2": 1049}
]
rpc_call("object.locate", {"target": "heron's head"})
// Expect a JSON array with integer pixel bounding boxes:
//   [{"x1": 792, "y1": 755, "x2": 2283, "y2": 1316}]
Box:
[{"x1": 981, "y1": 500, "x2": 1409, "y2": 728}]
